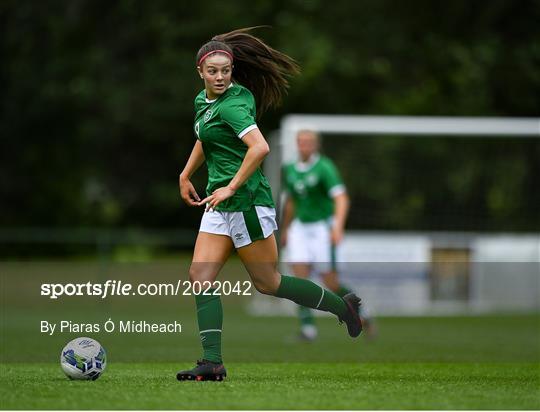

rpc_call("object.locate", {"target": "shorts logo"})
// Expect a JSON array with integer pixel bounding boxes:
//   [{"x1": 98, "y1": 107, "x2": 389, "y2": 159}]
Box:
[
  {"x1": 204, "y1": 110, "x2": 213, "y2": 123},
  {"x1": 234, "y1": 233, "x2": 244, "y2": 240}
]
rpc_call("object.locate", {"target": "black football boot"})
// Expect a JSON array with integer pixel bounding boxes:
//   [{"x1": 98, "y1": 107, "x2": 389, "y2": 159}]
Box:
[
  {"x1": 339, "y1": 293, "x2": 363, "y2": 337},
  {"x1": 176, "y1": 359, "x2": 227, "y2": 381}
]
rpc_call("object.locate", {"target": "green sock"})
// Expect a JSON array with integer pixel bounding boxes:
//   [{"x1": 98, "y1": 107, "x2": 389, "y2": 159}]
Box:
[
  {"x1": 335, "y1": 285, "x2": 352, "y2": 298},
  {"x1": 195, "y1": 290, "x2": 222, "y2": 363},
  {"x1": 298, "y1": 305, "x2": 315, "y2": 327},
  {"x1": 276, "y1": 275, "x2": 347, "y2": 318}
]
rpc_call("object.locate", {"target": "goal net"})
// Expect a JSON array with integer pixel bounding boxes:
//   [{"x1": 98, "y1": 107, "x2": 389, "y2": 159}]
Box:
[{"x1": 249, "y1": 115, "x2": 540, "y2": 316}]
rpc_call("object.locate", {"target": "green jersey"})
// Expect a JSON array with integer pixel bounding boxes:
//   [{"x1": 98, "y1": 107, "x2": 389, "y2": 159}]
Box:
[
  {"x1": 283, "y1": 155, "x2": 345, "y2": 223},
  {"x1": 194, "y1": 83, "x2": 274, "y2": 212}
]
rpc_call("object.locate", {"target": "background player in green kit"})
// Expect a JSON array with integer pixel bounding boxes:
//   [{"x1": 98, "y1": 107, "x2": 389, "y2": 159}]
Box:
[
  {"x1": 177, "y1": 27, "x2": 363, "y2": 382},
  {"x1": 282, "y1": 130, "x2": 375, "y2": 341}
]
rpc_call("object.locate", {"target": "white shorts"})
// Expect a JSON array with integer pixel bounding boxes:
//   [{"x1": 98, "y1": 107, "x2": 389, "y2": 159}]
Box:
[
  {"x1": 199, "y1": 205, "x2": 277, "y2": 249},
  {"x1": 285, "y1": 218, "x2": 342, "y2": 273}
]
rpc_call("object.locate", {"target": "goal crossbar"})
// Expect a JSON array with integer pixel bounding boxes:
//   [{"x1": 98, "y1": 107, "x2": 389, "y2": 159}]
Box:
[{"x1": 279, "y1": 115, "x2": 540, "y2": 163}]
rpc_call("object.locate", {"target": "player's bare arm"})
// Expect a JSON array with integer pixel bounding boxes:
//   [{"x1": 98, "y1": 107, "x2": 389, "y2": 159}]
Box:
[
  {"x1": 198, "y1": 128, "x2": 270, "y2": 210},
  {"x1": 179, "y1": 140, "x2": 205, "y2": 206},
  {"x1": 280, "y1": 196, "x2": 295, "y2": 246},
  {"x1": 331, "y1": 192, "x2": 349, "y2": 245}
]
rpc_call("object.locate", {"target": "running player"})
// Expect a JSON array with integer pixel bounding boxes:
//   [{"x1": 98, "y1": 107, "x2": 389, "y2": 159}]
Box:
[
  {"x1": 176, "y1": 28, "x2": 363, "y2": 382},
  {"x1": 281, "y1": 130, "x2": 375, "y2": 341}
]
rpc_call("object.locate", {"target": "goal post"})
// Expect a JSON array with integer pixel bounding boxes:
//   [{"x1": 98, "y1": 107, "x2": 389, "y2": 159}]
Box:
[
  {"x1": 254, "y1": 115, "x2": 540, "y2": 316},
  {"x1": 267, "y1": 114, "x2": 540, "y2": 218},
  {"x1": 279, "y1": 115, "x2": 540, "y2": 164}
]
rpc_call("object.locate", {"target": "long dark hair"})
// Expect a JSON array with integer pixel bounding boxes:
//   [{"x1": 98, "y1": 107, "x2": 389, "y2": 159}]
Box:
[{"x1": 196, "y1": 27, "x2": 300, "y2": 115}]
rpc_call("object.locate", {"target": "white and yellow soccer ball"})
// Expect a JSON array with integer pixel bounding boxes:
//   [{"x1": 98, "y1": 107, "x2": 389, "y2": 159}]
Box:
[{"x1": 60, "y1": 337, "x2": 107, "y2": 380}]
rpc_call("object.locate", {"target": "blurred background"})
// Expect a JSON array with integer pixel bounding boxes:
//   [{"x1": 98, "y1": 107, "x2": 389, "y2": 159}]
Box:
[{"x1": 1, "y1": 0, "x2": 539, "y2": 364}]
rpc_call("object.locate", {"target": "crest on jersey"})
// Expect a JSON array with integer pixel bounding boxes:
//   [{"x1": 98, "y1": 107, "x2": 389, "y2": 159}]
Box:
[
  {"x1": 294, "y1": 181, "x2": 306, "y2": 195},
  {"x1": 204, "y1": 110, "x2": 213, "y2": 123},
  {"x1": 306, "y1": 174, "x2": 319, "y2": 186}
]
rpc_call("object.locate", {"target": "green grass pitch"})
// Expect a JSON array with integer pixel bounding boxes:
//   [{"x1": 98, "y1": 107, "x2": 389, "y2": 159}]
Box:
[
  {"x1": 1, "y1": 313, "x2": 539, "y2": 409},
  {"x1": 1, "y1": 259, "x2": 539, "y2": 409},
  {"x1": 1, "y1": 362, "x2": 538, "y2": 409}
]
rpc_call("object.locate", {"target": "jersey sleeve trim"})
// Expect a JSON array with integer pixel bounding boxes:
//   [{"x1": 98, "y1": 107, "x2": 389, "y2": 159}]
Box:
[
  {"x1": 328, "y1": 184, "x2": 346, "y2": 198},
  {"x1": 238, "y1": 124, "x2": 258, "y2": 139}
]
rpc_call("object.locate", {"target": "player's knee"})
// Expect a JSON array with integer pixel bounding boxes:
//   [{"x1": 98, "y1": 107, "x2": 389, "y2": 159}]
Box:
[
  {"x1": 188, "y1": 267, "x2": 200, "y2": 283},
  {"x1": 252, "y1": 280, "x2": 272, "y2": 295},
  {"x1": 188, "y1": 263, "x2": 216, "y2": 283},
  {"x1": 252, "y1": 278, "x2": 279, "y2": 296}
]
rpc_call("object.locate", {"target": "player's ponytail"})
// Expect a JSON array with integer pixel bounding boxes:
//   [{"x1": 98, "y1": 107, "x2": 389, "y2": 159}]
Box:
[{"x1": 197, "y1": 27, "x2": 300, "y2": 116}]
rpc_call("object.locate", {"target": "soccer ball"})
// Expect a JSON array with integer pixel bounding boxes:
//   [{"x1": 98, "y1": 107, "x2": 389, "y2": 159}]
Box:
[{"x1": 60, "y1": 337, "x2": 107, "y2": 380}]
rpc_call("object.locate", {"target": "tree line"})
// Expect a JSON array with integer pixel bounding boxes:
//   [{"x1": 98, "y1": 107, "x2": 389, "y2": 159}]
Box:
[{"x1": 2, "y1": 0, "x2": 539, "y2": 235}]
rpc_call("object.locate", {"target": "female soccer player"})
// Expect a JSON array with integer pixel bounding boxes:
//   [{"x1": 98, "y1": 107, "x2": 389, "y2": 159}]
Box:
[
  {"x1": 282, "y1": 130, "x2": 375, "y2": 341},
  {"x1": 177, "y1": 28, "x2": 362, "y2": 382}
]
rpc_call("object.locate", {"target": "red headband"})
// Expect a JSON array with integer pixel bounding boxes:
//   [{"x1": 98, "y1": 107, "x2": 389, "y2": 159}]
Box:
[{"x1": 197, "y1": 49, "x2": 234, "y2": 66}]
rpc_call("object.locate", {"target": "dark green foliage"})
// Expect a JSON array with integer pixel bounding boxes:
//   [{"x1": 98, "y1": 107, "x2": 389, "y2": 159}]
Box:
[{"x1": 1, "y1": 1, "x2": 539, "y2": 232}]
